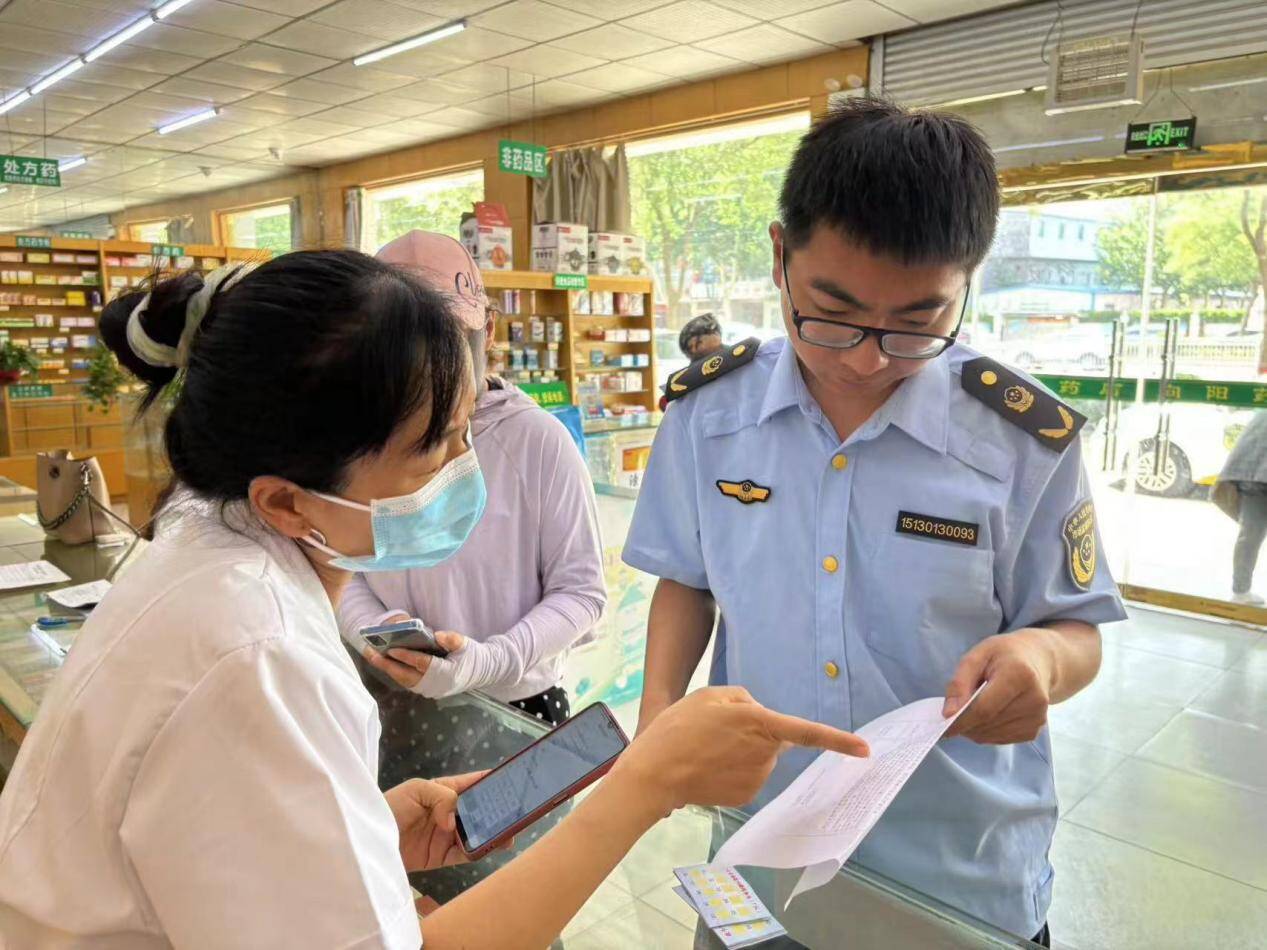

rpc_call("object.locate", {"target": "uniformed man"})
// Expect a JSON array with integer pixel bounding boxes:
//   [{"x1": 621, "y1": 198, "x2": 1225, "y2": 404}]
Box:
[{"x1": 624, "y1": 98, "x2": 1126, "y2": 947}]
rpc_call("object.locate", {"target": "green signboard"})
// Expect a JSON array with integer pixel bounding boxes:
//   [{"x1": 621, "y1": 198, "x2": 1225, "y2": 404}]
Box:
[
  {"x1": 0, "y1": 155, "x2": 60, "y2": 188},
  {"x1": 15, "y1": 235, "x2": 51, "y2": 249},
  {"x1": 151, "y1": 244, "x2": 184, "y2": 258},
  {"x1": 498, "y1": 139, "x2": 548, "y2": 178},
  {"x1": 8, "y1": 383, "x2": 54, "y2": 399},
  {"x1": 553, "y1": 273, "x2": 588, "y2": 291},
  {"x1": 1125, "y1": 117, "x2": 1196, "y2": 154},
  {"x1": 59, "y1": 231, "x2": 92, "y2": 240},
  {"x1": 520, "y1": 380, "x2": 570, "y2": 408},
  {"x1": 1036, "y1": 374, "x2": 1267, "y2": 410}
]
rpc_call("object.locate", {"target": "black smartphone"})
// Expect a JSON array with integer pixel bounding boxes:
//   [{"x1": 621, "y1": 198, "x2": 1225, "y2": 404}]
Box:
[
  {"x1": 359, "y1": 619, "x2": 448, "y2": 658},
  {"x1": 455, "y1": 702, "x2": 629, "y2": 859}
]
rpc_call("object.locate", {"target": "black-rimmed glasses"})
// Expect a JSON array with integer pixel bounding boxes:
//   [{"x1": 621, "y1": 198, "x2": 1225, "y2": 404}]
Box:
[{"x1": 782, "y1": 253, "x2": 968, "y2": 359}]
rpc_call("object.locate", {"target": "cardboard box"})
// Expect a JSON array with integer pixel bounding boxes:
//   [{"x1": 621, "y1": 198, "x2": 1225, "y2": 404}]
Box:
[
  {"x1": 588, "y1": 232, "x2": 623, "y2": 275},
  {"x1": 461, "y1": 202, "x2": 513, "y2": 271},
  {"x1": 621, "y1": 234, "x2": 646, "y2": 276},
  {"x1": 532, "y1": 222, "x2": 588, "y2": 274}
]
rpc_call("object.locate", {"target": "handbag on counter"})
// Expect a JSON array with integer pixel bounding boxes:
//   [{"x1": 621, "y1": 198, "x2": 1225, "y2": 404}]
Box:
[{"x1": 35, "y1": 450, "x2": 122, "y2": 545}]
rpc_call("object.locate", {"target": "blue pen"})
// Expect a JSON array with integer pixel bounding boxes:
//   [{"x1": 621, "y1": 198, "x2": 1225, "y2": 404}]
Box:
[{"x1": 37, "y1": 616, "x2": 84, "y2": 629}]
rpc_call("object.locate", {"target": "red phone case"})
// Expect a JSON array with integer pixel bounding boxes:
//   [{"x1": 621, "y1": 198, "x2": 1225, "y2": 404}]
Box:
[{"x1": 456, "y1": 703, "x2": 629, "y2": 859}]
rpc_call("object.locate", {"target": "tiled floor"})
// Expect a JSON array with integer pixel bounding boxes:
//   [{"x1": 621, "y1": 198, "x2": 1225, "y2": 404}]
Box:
[{"x1": 1047, "y1": 606, "x2": 1267, "y2": 950}]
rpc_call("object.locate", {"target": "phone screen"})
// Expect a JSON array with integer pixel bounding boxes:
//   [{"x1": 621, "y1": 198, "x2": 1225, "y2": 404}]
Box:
[{"x1": 456, "y1": 704, "x2": 627, "y2": 852}]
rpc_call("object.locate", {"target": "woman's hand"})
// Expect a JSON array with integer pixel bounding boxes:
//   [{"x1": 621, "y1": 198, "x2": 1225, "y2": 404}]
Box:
[
  {"x1": 385, "y1": 773, "x2": 482, "y2": 872},
  {"x1": 362, "y1": 630, "x2": 467, "y2": 690},
  {"x1": 610, "y1": 686, "x2": 870, "y2": 817}
]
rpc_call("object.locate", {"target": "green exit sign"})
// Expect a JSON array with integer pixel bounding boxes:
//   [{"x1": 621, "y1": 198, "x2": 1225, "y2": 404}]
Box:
[
  {"x1": 151, "y1": 244, "x2": 184, "y2": 258},
  {"x1": 499, "y1": 139, "x2": 548, "y2": 178},
  {"x1": 16, "y1": 236, "x2": 51, "y2": 249},
  {"x1": 1125, "y1": 117, "x2": 1196, "y2": 154},
  {"x1": 553, "y1": 273, "x2": 588, "y2": 290}
]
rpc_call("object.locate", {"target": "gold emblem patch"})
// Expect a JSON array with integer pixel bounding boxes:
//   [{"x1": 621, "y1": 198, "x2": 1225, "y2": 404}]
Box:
[
  {"x1": 717, "y1": 479, "x2": 771, "y2": 505},
  {"x1": 702, "y1": 355, "x2": 724, "y2": 376},
  {"x1": 669, "y1": 368, "x2": 689, "y2": 392},
  {"x1": 1004, "y1": 385, "x2": 1034, "y2": 413},
  {"x1": 1062, "y1": 499, "x2": 1097, "y2": 591}
]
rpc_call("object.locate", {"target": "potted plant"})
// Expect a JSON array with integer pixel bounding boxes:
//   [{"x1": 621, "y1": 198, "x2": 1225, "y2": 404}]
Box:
[
  {"x1": 83, "y1": 344, "x2": 130, "y2": 412},
  {"x1": 0, "y1": 340, "x2": 40, "y2": 384}
]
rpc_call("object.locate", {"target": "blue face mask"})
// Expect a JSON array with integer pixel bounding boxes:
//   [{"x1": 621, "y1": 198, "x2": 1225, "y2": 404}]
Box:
[{"x1": 305, "y1": 437, "x2": 486, "y2": 572}]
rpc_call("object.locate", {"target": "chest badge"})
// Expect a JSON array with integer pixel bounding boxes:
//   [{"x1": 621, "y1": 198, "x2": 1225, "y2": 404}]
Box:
[
  {"x1": 895, "y1": 511, "x2": 979, "y2": 547},
  {"x1": 717, "y1": 479, "x2": 771, "y2": 505},
  {"x1": 1062, "y1": 499, "x2": 1097, "y2": 591}
]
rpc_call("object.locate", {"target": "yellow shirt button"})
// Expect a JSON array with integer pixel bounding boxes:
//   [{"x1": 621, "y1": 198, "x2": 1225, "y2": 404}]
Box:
[
  {"x1": 824, "y1": 661, "x2": 840, "y2": 679},
  {"x1": 832, "y1": 454, "x2": 847, "y2": 470},
  {"x1": 822, "y1": 555, "x2": 839, "y2": 573}
]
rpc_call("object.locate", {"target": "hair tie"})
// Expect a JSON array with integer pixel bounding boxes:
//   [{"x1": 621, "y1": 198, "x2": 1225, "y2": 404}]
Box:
[
  {"x1": 125, "y1": 293, "x2": 179, "y2": 368},
  {"x1": 177, "y1": 261, "x2": 259, "y2": 366}
]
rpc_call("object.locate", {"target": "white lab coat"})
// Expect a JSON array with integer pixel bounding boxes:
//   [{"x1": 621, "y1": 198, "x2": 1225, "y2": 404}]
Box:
[{"x1": 0, "y1": 499, "x2": 419, "y2": 949}]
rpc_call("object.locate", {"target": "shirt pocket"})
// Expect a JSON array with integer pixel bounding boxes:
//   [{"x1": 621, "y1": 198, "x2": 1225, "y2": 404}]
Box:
[{"x1": 862, "y1": 534, "x2": 998, "y2": 696}]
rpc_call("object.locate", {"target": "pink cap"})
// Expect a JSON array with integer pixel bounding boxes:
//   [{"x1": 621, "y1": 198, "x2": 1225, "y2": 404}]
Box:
[{"x1": 375, "y1": 230, "x2": 488, "y2": 331}]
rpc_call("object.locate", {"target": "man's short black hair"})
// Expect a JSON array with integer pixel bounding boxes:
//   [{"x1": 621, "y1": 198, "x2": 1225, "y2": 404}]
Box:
[
  {"x1": 679, "y1": 312, "x2": 722, "y2": 357},
  {"x1": 779, "y1": 96, "x2": 998, "y2": 270}
]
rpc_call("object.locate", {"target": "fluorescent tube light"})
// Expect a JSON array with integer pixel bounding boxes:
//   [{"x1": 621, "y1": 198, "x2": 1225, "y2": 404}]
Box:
[
  {"x1": 30, "y1": 59, "x2": 85, "y2": 96},
  {"x1": 1188, "y1": 75, "x2": 1267, "y2": 93},
  {"x1": 154, "y1": 0, "x2": 197, "y2": 19},
  {"x1": 353, "y1": 20, "x2": 465, "y2": 66},
  {"x1": 158, "y1": 107, "x2": 219, "y2": 135},
  {"x1": 58, "y1": 156, "x2": 87, "y2": 172},
  {"x1": 86, "y1": 16, "x2": 157, "y2": 63},
  {"x1": 0, "y1": 91, "x2": 32, "y2": 116}
]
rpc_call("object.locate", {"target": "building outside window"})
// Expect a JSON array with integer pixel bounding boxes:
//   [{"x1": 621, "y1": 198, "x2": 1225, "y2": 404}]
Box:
[
  {"x1": 219, "y1": 202, "x2": 293, "y2": 254},
  {"x1": 362, "y1": 168, "x2": 484, "y2": 252},
  {"x1": 129, "y1": 220, "x2": 169, "y2": 244}
]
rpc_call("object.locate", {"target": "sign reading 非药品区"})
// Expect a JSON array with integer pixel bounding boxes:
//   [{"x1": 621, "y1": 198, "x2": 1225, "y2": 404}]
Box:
[
  {"x1": 1124, "y1": 117, "x2": 1196, "y2": 154},
  {"x1": 0, "y1": 155, "x2": 60, "y2": 188},
  {"x1": 498, "y1": 140, "x2": 548, "y2": 179}
]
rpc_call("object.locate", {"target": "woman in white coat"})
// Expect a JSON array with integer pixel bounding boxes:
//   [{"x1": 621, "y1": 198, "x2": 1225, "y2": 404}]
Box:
[{"x1": 0, "y1": 250, "x2": 868, "y2": 949}]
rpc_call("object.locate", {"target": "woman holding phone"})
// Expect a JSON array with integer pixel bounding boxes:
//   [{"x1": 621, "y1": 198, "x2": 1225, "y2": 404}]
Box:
[{"x1": 0, "y1": 251, "x2": 868, "y2": 949}]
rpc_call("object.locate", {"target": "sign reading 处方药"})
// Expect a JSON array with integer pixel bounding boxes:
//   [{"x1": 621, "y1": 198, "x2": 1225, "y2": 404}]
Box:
[
  {"x1": 0, "y1": 155, "x2": 60, "y2": 188},
  {"x1": 1124, "y1": 117, "x2": 1196, "y2": 154},
  {"x1": 15, "y1": 236, "x2": 52, "y2": 249},
  {"x1": 499, "y1": 140, "x2": 548, "y2": 179}
]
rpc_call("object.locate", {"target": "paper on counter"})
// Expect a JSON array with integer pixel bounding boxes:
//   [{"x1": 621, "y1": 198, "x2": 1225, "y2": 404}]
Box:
[
  {"x1": 711, "y1": 685, "x2": 986, "y2": 908},
  {"x1": 48, "y1": 579, "x2": 111, "y2": 610},
  {"x1": 0, "y1": 560, "x2": 70, "y2": 591},
  {"x1": 672, "y1": 866, "x2": 789, "y2": 948}
]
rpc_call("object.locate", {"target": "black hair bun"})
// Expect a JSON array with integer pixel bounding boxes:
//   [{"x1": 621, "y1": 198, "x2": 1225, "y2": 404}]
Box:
[{"x1": 98, "y1": 271, "x2": 204, "y2": 389}]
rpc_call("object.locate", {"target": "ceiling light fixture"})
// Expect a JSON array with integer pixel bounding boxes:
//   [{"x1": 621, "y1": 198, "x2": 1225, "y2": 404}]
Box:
[
  {"x1": 30, "y1": 59, "x2": 85, "y2": 96},
  {"x1": 86, "y1": 16, "x2": 157, "y2": 62},
  {"x1": 1188, "y1": 75, "x2": 1267, "y2": 93},
  {"x1": 158, "y1": 107, "x2": 219, "y2": 135},
  {"x1": 353, "y1": 20, "x2": 466, "y2": 66},
  {"x1": 58, "y1": 157, "x2": 87, "y2": 172},
  {"x1": 155, "y1": 0, "x2": 197, "y2": 19},
  {"x1": 0, "y1": 90, "x2": 32, "y2": 117}
]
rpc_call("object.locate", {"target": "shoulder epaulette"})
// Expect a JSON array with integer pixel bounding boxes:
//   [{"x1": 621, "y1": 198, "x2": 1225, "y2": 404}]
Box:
[
  {"x1": 960, "y1": 356, "x2": 1086, "y2": 452},
  {"x1": 663, "y1": 338, "x2": 761, "y2": 404}
]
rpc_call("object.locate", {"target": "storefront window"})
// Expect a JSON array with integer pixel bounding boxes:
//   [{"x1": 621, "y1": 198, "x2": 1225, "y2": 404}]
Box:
[
  {"x1": 363, "y1": 168, "x2": 484, "y2": 252},
  {"x1": 219, "y1": 203, "x2": 293, "y2": 254},
  {"x1": 129, "y1": 220, "x2": 169, "y2": 244},
  {"x1": 628, "y1": 112, "x2": 808, "y2": 342}
]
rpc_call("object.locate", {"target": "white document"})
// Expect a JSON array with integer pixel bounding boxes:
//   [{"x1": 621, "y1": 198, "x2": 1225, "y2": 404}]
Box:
[
  {"x1": 711, "y1": 686, "x2": 986, "y2": 907},
  {"x1": 48, "y1": 579, "x2": 112, "y2": 610},
  {"x1": 0, "y1": 560, "x2": 70, "y2": 591}
]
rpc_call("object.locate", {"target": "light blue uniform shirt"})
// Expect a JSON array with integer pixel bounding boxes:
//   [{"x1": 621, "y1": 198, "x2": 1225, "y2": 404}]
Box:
[{"x1": 624, "y1": 337, "x2": 1126, "y2": 938}]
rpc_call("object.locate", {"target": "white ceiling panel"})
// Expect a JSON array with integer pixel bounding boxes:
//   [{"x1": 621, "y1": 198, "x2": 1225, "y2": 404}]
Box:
[
  {"x1": 0, "y1": 49, "x2": 64, "y2": 79},
  {"x1": 267, "y1": 21, "x2": 384, "y2": 60},
  {"x1": 882, "y1": 0, "x2": 1020, "y2": 22},
  {"x1": 57, "y1": 117, "x2": 149, "y2": 144},
  {"x1": 235, "y1": 92, "x2": 330, "y2": 117},
  {"x1": 353, "y1": 47, "x2": 472, "y2": 80},
  {"x1": 562, "y1": 61, "x2": 674, "y2": 94},
  {"x1": 380, "y1": 116, "x2": 462, "y2": 138},
  {"x1": 76, "y1": 62, "x2": 170, "y2": 92},
  {"x1": 489, "y1": 45, "x2": 609, "y2": 80},
  {"x1": 345, "y1": 91, "x2": 441, "y2": 118},
  {"x1": 696, "y1": 24, "x2": 835, "y2": 64},
  {"x1": 623, "y1": 45, "x2": 744, "y2": 78},
  {"x1": 106, "y1": 44, "x2": 204, "y2": 75},
  {"x1": 461, "y1": 91, "x2": 533, "y2": 119},
  {"x1": 219, "y1": 43, "x2": 340, "y2": 76},
  {"x1": 36, "y1": 94, "x2": 100, "y2": 117},
  {"x1": 349, "y1": 125, "x2": 426, "y2": 146},
  {"x1": 0, "y1": 24, "x2": 85, "y2": 56},
  {"x1": 436, "y1": 63, "x2": 535, "y2": 94},
  {"x1": 382, "y1": 77, "x2": 484, "y2": 106},
  {"x1": 425, "y1": 26, "x2": 532, "y2": 61},
  {"x1": 269, "y1": 78, "x2": 368, "y2": 105},
  {"x1": 531, "y1": 78, "x2": 613, "y2": 110},
  {"x1": 150, "y1": 77, "x2": 259, "y2": 105},
  {"x1": 278, "y1": 116, "x2": 364, "y2": 136},
  {"x1": 0, "y1": 107, "x2": 90, "y2": 136},
  {"x1": 310, "y1": 63, "x2": 421, "y2": 92},
  {"x1": 127, "y1": 24, "x2": 245, "y2": 59},
  {"x1": 549, "y1": 23, "x2": 676, "y2": 59},
  {"x1": 776, "y1": 1, "x2": 917, "y2": 45},
  {"x1": 623, "y1": 1, "x2": 759, "y2": 44},
  {"x1": 127, "y1": 90, "x2": 224, "y2": 116},
  {"x1": 161, "y1": 1, "x2": 292, "y2": 40},
  {"x1": 389, "y1": 0, "x2": 512, "y2": 15},
  {"x1": 219, "y1": 127, "x2": 330, "y2": 149},
  {"x1": 712, "y1": 0, "x2": 844, "y2": 14},
  {"x1": 540, "y1": 0, "x2": 666, "y2": 16},
  {"x1": 195, "y1": 142, "x2": 275, "y2": 160},
  {"x1": 232, "y1": 0, "x2": 331, "y2": 14},
  {"x1": 470, "y1": 1, "x2": 602, "y2": 43},
  {"x1": 419, "y1": 105, "x2": 495, "y2": 132},
  {"x1": 183, "y1": 60, "x2": 293, "y2": 91},
  {"x1": 311, "y1": 0, "x2": 446, "y2": 40},
  {"x1": 0, "y1": 0, "x2": 122, "y2": 38},
  {"x1": 307, "y1": 104, "x2": 401, "y2": 127}
]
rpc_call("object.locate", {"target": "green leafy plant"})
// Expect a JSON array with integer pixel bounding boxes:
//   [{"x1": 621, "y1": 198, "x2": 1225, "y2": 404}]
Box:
[
  {"x1": 83, "y1": 345, "x2": 130, "y2": 412},
  {"x1": 0, "y1": 340, "x2": 41, "y2": 378}
]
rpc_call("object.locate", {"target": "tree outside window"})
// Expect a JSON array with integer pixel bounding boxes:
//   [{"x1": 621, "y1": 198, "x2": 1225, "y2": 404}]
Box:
[
  {"x1": 221, "y1": 203, "x2": 293, "y2": 255},
  {"x1": 364, "y1": 169, "x2": 484, "y2": 252}
]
